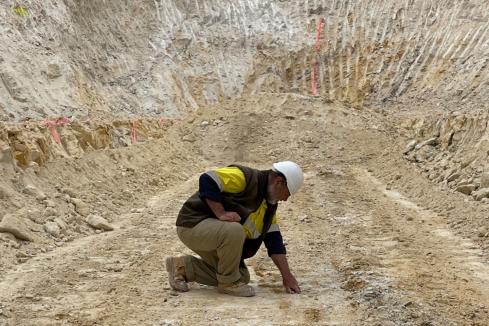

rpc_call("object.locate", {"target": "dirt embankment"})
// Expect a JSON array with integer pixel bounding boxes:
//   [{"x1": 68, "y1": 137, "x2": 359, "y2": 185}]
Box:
[{"x1": 2, "y1": 1, "x2": 489, "y2": 122}]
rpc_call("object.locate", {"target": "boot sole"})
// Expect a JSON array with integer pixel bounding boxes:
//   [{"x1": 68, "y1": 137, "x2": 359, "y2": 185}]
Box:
[{"x1": 165, "y1": 256, "x2": 189, "y2": 292}]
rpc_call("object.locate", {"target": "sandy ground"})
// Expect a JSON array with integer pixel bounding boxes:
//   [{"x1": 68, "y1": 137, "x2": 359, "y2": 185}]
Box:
[
  {"x1": 1, "y1": 1, "x2": 489, "y2": 325},
  {"x1": 1, "y1": 94, "x2": 488, "y2": 325}
]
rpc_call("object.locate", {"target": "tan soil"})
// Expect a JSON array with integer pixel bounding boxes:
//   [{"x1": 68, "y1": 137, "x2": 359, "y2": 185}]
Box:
[
  {"x1": 1, "y1": 1, "x2": 489, "y2": 325},
  {"x1": 1, "y1": 94, "x2": 488, "y2": 325}
]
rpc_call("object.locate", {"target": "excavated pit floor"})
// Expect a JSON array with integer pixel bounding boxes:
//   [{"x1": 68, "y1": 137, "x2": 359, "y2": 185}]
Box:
[{"x1": 1, "y1": 94, "x2": 489, "y2": 325}]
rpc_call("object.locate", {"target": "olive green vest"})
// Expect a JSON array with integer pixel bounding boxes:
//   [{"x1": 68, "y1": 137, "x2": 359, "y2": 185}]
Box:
[{"x1": 176, "y1": 165, "x2": 270, "y2": 228}]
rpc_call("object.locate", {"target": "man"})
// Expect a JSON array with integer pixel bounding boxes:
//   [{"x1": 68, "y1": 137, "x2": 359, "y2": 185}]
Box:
[{"x1": 165, "y1": 161, "x2": 304, "y2": 297}]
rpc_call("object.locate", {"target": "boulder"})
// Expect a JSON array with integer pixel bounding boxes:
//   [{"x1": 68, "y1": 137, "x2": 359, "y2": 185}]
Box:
[
  {"x1": 86, "y1": 214, "x2": 114, "y2": 231},
  {"x1": 0, "y1": 213, "x2": 38, "y2": 242},
  {"x1": 22, "y1": 185, "x2": 46, "y2": 199},
  {"x1": 71, "y1": 198, "x2": 90, "y2": 216},
  {"x1": 455, "y1": 184, "x2": 475, "y2": 195},
  {"x1": 472, "y1": 188, "x2": 489, "y2": 201},
  {"x1": 403, "y1": 140, "x2": 417, "y2": 154},
  {"x1": 44, "y1": 222, "x2": 60, "y2": 238}
]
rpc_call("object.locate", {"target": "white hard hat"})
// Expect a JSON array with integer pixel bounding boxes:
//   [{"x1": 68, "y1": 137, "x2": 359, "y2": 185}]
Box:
[{"x1": 272, "y1": 161, "x2": 304, "y2": 195}]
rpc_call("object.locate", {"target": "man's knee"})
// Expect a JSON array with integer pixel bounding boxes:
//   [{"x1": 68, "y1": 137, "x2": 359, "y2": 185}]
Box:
[{"x1": 221, "y1": 222, "x2": 245, "y2": 243}]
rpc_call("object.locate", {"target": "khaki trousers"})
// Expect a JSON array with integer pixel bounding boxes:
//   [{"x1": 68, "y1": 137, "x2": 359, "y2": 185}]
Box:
[{"x1": 177, "y1": 218, "x2": 250, "y2": 285}]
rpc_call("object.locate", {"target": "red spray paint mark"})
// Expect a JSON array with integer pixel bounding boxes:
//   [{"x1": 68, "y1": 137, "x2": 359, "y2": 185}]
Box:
[
  {"x1": 311, "y1": 17, "x2": 324, "y2": 96},
  {"x1": 43, "y1": 117, "x2": 71, "y2": 144},
  {"x1": 131, "y1": 121, "x2": 138, "y2": 144},
  {"x1": 315, "y1": 17, "x2": 325, "y2": 52},
  {"x1": 311, "y1": 62, "x2": 319, "y2": 96}
]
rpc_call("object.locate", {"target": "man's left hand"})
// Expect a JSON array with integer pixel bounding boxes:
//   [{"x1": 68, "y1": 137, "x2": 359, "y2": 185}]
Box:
[{"x1": 282, "y1": 273, "x2": 301, "y2": 294}]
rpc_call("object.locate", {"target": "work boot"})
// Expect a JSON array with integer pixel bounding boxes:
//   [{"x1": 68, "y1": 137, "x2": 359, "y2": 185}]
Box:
[
  {"x1": 165, "y1": 256, "x2": 189, "y2": 292},
  {"x1": 217, "y1": 281, "x2": 255, "y2": 297}
]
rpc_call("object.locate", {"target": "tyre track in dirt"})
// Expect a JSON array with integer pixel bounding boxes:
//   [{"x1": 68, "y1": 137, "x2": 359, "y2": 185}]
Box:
[{"x1": 334, "y1": 167, "x2": 489, "y2": 325}]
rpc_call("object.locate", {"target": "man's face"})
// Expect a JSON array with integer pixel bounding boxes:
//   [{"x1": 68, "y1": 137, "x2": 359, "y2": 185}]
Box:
[{"x1": 268, "y1": 175, "x2": 290, "y2": 203}]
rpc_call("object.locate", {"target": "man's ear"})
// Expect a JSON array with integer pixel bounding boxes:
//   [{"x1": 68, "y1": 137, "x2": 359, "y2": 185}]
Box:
[
  {"x1": 276, "y1": 175, "x2": 287, "y2": 185},
  {"x1": 270, "y1": 175, "x2": 281, "y2": 185}
]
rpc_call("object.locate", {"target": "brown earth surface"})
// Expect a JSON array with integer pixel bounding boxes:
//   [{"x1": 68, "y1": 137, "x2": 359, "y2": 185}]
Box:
[
  {"x1": 1, "y1": 94, "x2": 489, "y2": 325},
  {"x1": 2, "y1": 1, "x2": 489, "y2": 325}
]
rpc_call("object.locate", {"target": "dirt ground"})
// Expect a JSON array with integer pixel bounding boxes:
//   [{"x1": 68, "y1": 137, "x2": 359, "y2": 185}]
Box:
[
  {"x1": 1, "y1": 1, "x2": 489, "y2": 325},
  {"x1": 1, "y1": 94, "x2": 489, "y2": 325}
]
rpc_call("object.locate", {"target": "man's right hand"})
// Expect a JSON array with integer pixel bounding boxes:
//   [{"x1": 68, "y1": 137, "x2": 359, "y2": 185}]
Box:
[
  {"x1": 204, "y1": 198, "x2": 241, "y2": 222},
  {"x1": 218, "y1": 211, "x2": 241, "y2": 222}
]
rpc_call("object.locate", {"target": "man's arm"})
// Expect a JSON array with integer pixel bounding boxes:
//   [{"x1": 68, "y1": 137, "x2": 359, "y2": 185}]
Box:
[
  {"x1": 271, "y1": 254, "x2": 301, "y2": 294},
  {"x1": 199, "y1": 170, "x2": 242, "y2": 222},
  {"x1": 205, "y1": 199, "x2": 241, "y2": 222}
]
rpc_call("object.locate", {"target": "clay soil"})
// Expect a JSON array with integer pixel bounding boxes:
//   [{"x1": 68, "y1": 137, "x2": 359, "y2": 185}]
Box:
[{"x1": 1, "y1": 94, "x2": 488, "y2": 325}]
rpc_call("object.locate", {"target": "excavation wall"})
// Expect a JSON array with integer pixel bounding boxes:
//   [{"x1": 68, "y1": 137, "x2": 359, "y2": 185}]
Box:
[{"x1": 1, "y1": 0, "x2": 488, "y2": 121}]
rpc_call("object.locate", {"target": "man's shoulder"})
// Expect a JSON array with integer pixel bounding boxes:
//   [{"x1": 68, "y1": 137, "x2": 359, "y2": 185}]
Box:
[
  {"x1": 228, "y1": 164, "x2": 263, "y2": 180},
  {"x1": 227, "y1": 164, "x2": 259, "y2": 174}
]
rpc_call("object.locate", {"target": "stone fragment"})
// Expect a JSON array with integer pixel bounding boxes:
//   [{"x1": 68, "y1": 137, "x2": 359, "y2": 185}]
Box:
[
  {"x1": 472, "y1": 188, "x2": 489, "y2": 201},
  {"x1": 182, "y1": 134, "x2": 196, "y2": 142},
  {"x1": 0, "y1": 145, "x2": 14, "y2": 172},
  {"x1": 415, "y1": 146, "x2": 436, "y2": 162},
  {"x1": 403, "y1": 140, "x2": 417, "y2": 154},
  {"x1": 440, "y1": 131, "x2": 454, "y2": 149},
  {"x1": 25, "y1": 208, "x2": 43, "y2": 224},
  {"x1": 0, "y1": 71, "x2": 28, "y2": 102},
  {"x1": 414, "y1": 137, "x2": 438, "y2": 150},
  {"x1": 61, "y1": 187, "x2": 76, "y2": 197},
  {"x1": 86, "y1": 214, "x2": 114, "y2": 231},
  {"x1": 44, "y1": 222, "x2": 60, "y2": 237},
  {"x1": 46, "y1": 63, "x2": 62, "y2": 79},
  {"x1": 43, "y1": 207, "x2": 58, "y2": 217},
  {"x1": 44, "y1": 199, "x2": 56, "y2": 208},
  {"x1": 0, "y1": 213, "x2": 38, "y2": 241},
  {"x1": 29, "y1": 222, "x2": 43, "y2": 233},
  {"x1": 446, "y1": 172, "x2": 461, "y2": 182},
  {"x1": 22, "y1": 185, "x2": 46, "y2": 199},
  {"x1": 438, "y1": 158, "x2": 449, "y2": 169},
  {"x1": 480, "y1": 172, "x2": 489, "y2": 188},
  {"x1": 461, "y1": 158, "x2": 474, "y2": 169},
  {"x1": 0, "y1": 185, "x2": 11, "y2": 199},
  {"x1": 456, "y1": 178, "x2": 472, "y2": 186},
  {"x1": 54, "y1": 217, "x2": 67, "y2": 230},
  {"x1": 71, "y1": 198, "x2": 90, "y2": 216},
  {"x1": 478, "y1": 227, "x2": 487, "y2": 238},
  {"x1": 455, "y1": 184, "x2": 475, "y2": 195}
]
